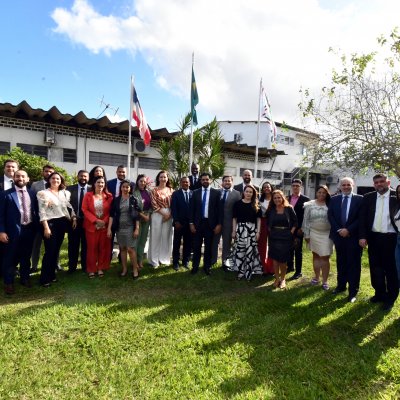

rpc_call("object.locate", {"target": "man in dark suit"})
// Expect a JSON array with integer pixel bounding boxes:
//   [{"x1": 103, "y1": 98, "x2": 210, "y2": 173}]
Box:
[
  {"x1": 171, "y1": 176, "x2": 192, "y2": 270},
  {"x1": 287, "y1": 179, "x2": 310, "y2": 279},
  {"x1": 211, "y1": 175, "x2": 241, "y2": 268},
  {"x1": 188, "y1": 163, "x2": 202, "y2": 190},
  {"x1": 107, "y1": 165, "x2": 135, "y2": 197},
  {"x1": 233, "y1": 169, "x2": 259, "y2": 193},
  {"x1": 328, "y1": 177, "x2": 363, "y2": 302},
  {"x1": 359, "y1": 173, "x2": 399, "y2": 311},
  {"x1": 0, "y1": 170, "x2": 38, "y2": 294},
  {"x1": 30, "y1": 164, "x2": 55, "y2": 272},
  {"x1": 67, "y1": 170, "x2": 90, "y2": 273},
  {"x1": 189, "y1": 172, "x2": 222, "y2": 275}
]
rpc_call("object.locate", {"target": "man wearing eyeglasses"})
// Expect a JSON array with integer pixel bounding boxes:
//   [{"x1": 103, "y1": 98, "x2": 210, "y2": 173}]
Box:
[{"x1": 287, "y1": 179, "x2": 310, "y2": 279}]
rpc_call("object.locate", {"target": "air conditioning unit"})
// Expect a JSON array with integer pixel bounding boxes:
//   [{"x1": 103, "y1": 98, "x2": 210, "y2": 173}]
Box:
[
  {"x1": 326, "y1": 175, "x2": 339, "y2": 184},
  {"x1": 133, "y1": 139, "x2": 150, "y2": 154},
  {"x1": 45, "y1": 129, "x2": 56, "y2": 144}
]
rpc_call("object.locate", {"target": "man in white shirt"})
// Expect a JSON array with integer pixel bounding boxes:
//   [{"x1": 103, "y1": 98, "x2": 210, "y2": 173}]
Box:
[
  {"x1": 0, "y1": 159, "x2": 19, "y2": 192},
  {"x1": 359, "y1": 173, "x2": 398, "y2": 311}
]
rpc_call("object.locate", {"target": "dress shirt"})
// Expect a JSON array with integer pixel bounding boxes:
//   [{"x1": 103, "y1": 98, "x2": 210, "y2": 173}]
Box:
[
  {"x1": 17, "y1": 187, "x2": 32, "y2": 225},
  {"x1": 372, "y1": 190, "x2": 396, "y2": 233},
  {"x1": 3, "y1": 175, "x2": 14, "y2": 190},
  {"x1": 202, "y1": 187, "x2": 210, "y2": 218},
  {"x1": 290, "y1": 194, "x2": 299, "y2": 207},
  {"x1": 115, "y1": 179, "x2": 123, "y2": 197},
  {"x1": 220, "y1": 188, "x2": 232, "y2": 200},
  {"x1": 182, "y1": 189, "x2": 190, "y2": 204}
]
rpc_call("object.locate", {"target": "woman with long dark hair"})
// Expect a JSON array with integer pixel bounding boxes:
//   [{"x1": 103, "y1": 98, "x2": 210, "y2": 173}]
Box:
[
  {"x1": 302, "y1": 185, "x2": 333, "y2": 290},
  {"x1": 148, "y1": 170, "x2": 173, "y2": 268},
  {"x1": 132, "y1": 174, "x2": 153, "y2": 269},
  {"x1": 108, "y1": 180, "x2": 140, "y2": 278},
  {"x1": 267, "y1": 190, "x2": 298, "y2": 289},
  {"x1": 37, "y1": 172, "x2": 77, "y2": 287},
  {"x1": 227, "y1": 185, "x2": 263, "y2": 281},
  {"x1": 258, "y1": 181, "x2": 274, "y2": 275},
  {"x1": 88, "y1": 165, "x2": 107, "y2": 186},
  {"x1": 82, "y1": 176, "x2": 113, "y2": 278}
]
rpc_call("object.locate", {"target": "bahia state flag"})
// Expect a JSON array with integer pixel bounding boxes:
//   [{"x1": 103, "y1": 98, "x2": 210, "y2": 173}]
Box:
[{"x1": 131, "y1": 83, "x2": 151, "y2": 145}]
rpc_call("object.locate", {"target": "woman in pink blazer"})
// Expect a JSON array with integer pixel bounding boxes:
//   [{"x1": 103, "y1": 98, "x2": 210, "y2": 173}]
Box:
[{"x1": 82, "y1": 176, "x2": 113, "y2": 278}]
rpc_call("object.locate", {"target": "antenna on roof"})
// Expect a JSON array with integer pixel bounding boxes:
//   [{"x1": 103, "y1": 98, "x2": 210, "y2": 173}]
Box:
[{"x1": 97, "y1": 95, "x2": 119, "y2": 118}]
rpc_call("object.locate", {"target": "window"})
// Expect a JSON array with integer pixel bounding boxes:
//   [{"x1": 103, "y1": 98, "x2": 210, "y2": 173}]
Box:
[
  {"x1": 0, "y1": 141, "x2": 10, "y2": 155},
  {"x1": 89, "y1": 151, "x2": 134, "y2": 167},
  {"x1": 17, "y1": 143, "x2": 48, "y2": 158},
  {"x1": 63, "y1": 148, "x2": 77, "y2": 163},
  {"x1": 138, "y1": 157, "x2": 174, "y2": 170}
]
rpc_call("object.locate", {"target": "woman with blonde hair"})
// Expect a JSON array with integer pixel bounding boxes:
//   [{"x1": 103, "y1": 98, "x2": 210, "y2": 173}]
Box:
[
  {"x1": 267, "y1": 190, "x2": 298, "y2": 289},
  {"x1": 227, "y1": 185, "x2": 263, "y2": 281}
]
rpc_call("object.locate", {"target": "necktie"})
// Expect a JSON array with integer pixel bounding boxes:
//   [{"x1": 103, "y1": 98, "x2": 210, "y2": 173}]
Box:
[
  {"x1": 341, "y1": 195, "x2": 348, "y2": 226},
  {"x1": 193, "y1": 177, "x2": 197, "y2": 185},
  {"x1": 10, "y1": 180, "x2": 14, "y2": 188},
  {"x1": 202, "y1": 189, "x2": 207, "y2": 218},
  {"x1": 78, "y1": 186, "x2": 85, "y2": 217},
  {"x1": 222, "y1": 189, "x2": 228, "y2": 204},
  {"x1": 184, "y1": 191, "x2": 189, "y2": 204},
  {"x1": 20, "y1": 189, "x2": 29, "y2": 224}
]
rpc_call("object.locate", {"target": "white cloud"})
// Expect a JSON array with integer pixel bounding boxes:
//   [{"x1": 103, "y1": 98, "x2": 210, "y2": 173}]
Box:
[{"x1": 51, "y1": 0, "x2": 400, "y2": 127}]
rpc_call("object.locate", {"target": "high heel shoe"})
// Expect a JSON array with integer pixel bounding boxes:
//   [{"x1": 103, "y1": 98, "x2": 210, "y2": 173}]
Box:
[
  {"x1": 132, "y1": 271, "x2": 140, "y2": 280},
  {"x1": 279, "y1": 279, "x2": 286, "y2": 289},
  {"x1": 119, "y1": 271, "x2": 127, "y2": 277},
  {"x1": 273, "y1": 279, "x2": 280, "y2": 288}
]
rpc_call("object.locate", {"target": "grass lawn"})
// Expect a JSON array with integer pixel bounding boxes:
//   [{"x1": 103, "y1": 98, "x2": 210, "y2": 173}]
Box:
[{"x1": 0, "y1": 244, "x2": 399, "y2": 400}]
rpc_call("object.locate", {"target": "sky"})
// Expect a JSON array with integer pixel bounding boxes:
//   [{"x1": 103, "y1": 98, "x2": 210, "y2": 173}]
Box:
[{"x1": 0, "y1": 0, "x2": 399, "y2": 133}]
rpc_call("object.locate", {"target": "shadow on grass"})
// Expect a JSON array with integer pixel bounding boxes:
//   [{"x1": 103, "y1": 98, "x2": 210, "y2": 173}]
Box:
[{"x1": 0, "y1": 263, "x2": 399, "y2": 399}]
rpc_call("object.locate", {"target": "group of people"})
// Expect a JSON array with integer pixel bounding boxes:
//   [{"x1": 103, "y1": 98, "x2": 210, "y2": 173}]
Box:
[{"x1": 0, "y1": 159, "x2": 399, "y2": 311}]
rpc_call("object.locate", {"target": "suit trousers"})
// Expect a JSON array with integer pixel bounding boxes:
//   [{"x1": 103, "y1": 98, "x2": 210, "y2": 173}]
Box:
[
  {"x1": 368, "y1": 232, "x2": 399, "y2": 303},
  {"x1": 40, "y1": 217, "x2": 69, "y2": 285},
  {"x1": 2, "y1": 223, "x2": 36, "y2": 285},
  {"x1": 172, "y1": 223, "x2": 192, "y2": 265},
  {"x1": 31, "y1": 232, "x2": 43, "y2": 269},
  {"x1": 68, "y1": 218, "x2": 87, "y2": 272},
  {"x1": 334, "y1": 236, "x2": 362, "y2": 296},
  {"x1": 192, "y1": 219, "x2": 214, "y2": 271},
  {"x1": 85, "y1": 228, "x2": 111, "y2": 273},
  {"x1": 287, "y1": 234, "x2": 304, "y2": 274},
  {"x1": 211, "y1": 226, "x2": 232, "y2": 265}
]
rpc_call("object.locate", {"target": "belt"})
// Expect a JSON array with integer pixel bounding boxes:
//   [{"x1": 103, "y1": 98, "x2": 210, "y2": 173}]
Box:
[{"x1": 272, "y1": 226, "x2": 289, "y2": 230}]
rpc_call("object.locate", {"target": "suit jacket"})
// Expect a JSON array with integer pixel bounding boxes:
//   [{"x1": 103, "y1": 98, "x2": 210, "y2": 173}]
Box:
[
  {"x1": 31, "y1": 180, "x2": 46, "y2": 194},
  {"x1": 328, "y1": 193, "x2": 363, "y2": 242},
  {"x1": 359, "y1": 189, "x2": 398, "y2": 239},
  {"x1": 0, "y1": 187, "x2": 39, "y2": 239},
  {"x1": 189, "y1": 187, "x2": 221, "y2": 230},
  {"x1": 107, "y1": 179, "x2": 135, "y2": 198},
  {"x1": 82, "y1": 192, "x2": 113, "y2": 233},
  {"x1": 288, "y1": 193, "x2": 310, "y2": 231},
  {"x1": 171, "y1": 189, "x2": 192, "y2": 225},
  {"x1": 189, "y1": 175, "x2": 202, "y2": 191},
  {"x1": 0, "y1": 176, "x2": 4, "y2": 192},
  {"x1": 233, "y1": 182, "x2": 260, "y2": 194},
  {"x1": 220, "y1": 189, "x2": 241, "y2": 226},
  {"x1": 109, "y1": 195, "x2": 140, "y2": 232},
  {"x1": 67, "y1": 184, "x2": 91, "y2": 217}
]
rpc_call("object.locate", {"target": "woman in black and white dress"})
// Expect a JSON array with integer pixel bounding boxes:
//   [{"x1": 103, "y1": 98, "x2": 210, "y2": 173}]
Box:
[{"x1": 227, "y1": 185, "x2": 262, "y2": 281}]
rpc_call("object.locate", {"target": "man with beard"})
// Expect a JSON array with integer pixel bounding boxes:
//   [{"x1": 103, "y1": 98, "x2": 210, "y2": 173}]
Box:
[
  {"x1": 359, "y1": 173, "x2": 398, "y2": 311},
  {"x1": 0, "y1": 170, "x2": 39, "y2": 294},
  {"x1": 67, "y1": 170, "x2": 90, "y2": 273},
  {"x1": 234, "y1": 169, "x2": 259, "y2": 193},
  {"x1": 189, "y1": 173, "x2": 222, "y2": 275},
  {"x1": 107, "y1": 165, "x2": 134, "y2": 197}
]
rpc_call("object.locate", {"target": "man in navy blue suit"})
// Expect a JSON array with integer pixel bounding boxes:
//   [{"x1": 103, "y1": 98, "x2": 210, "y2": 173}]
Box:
[
  {"x1": 171, "y1": 176, "x2": 192, "y2": 270},
  {"x1": 0, "y1": 170, "x2": 38, "y2": 294},
  {"x1": 189, "y1": 173, "x2": 222, "y2": 275},
  {"x1": 107, "y1": 165, "x2": 135, "y2": 197},
  {"x1": 328, "y1": 177, "x2": 363, "y2": 302}
]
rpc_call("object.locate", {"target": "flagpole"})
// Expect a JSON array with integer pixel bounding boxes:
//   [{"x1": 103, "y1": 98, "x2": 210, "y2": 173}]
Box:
[
  {"x1": 128, "y1": 75, "x2": 133, "y2": 180},
  {"x1": 189, "y1": 53, "x2": 195, "y2": 175},
  {"x1": 254, "y1": 78, "x2": 262, "y2": 186}
]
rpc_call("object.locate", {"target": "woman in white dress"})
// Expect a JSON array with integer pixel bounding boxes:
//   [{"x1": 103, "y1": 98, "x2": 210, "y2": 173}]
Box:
[
  {"x1": 302, "y1": 185, "x2": 333, "y2": 290},
  {"x1": 148, "y1": 171, "x2": 173, "y2": 268}
]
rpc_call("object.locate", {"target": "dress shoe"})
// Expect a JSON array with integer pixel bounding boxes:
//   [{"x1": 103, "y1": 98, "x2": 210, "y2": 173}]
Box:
[
  {"x1": 332, "y1": 287, "x2": 346, "y2": 295},
  {"x1": 173, "y1": 264, "x2": 179, "y2": 271},
  {"x1": 382, "y1": 302, "x2": 394, "y2": 312},
  {"x1": 191, "y1": 268, "x2": 198, "y2": 275},
  {"x1": 291, "y1": 273, "x2": 302, "y2": 280},
  {"x1": 4, "y1": 284, "x2": 15, "y2": 295},
  {"x1": 370, "y1": 295, "x2": 384, "y2": 303},
  {"x1": 30, "y1": 266, "x2": 38, "y2": 273},
  {"x1": 57, "y1": 265, "x2": 63, "y2": 271},
  {"x1": 20, "y1": 279, "x2": 32, "y2": 288},
  {"x1": 204, "y1": 267, "x2": 211, "y2": 276},
  {"x1": 348, "y1": 296, "x2": 357, "y2": 303},
  {"x1": 182, "y1": 263, "x2": 189, "y2": 270}
]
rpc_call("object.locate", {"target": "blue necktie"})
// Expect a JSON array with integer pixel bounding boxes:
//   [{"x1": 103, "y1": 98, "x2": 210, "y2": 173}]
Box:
[
  {"x1": 341, "y1": 195, "x2": 348, "y2": 226},
  {"x1": 202, "y1": 189, "x2": 207, "y2": 218},
  {"x1": 222, "y1": 189, "x2": 228, "y2": 204}
]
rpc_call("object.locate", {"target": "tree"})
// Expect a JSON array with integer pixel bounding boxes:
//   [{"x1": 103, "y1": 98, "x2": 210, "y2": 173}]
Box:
[
  {"x1": 0, "y1": 147, "x2": 73, "y2": 184},
  {"x1": 299, "y1": 28, "x2": 400, "y2": 177},
  {"x1": 157, "y1": 114, "x2": 226, "y2": 188}
]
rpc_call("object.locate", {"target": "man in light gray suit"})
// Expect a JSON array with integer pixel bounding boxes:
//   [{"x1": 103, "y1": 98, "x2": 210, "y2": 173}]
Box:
[
  {"x1": 212, "y1": 175, "x2": 241, "y2": 269},
  {"x1": 30, "y1": 164, "x2": 55, "y2": 272}
]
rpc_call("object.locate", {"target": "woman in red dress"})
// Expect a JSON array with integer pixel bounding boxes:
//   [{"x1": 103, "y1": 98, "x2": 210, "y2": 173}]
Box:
[
  {"x1": 82, "y1": 176, "x2": 113, "y2": 278},
  {"x1": 258, "y1": 181, "x2": 274, "y2": 275}
]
